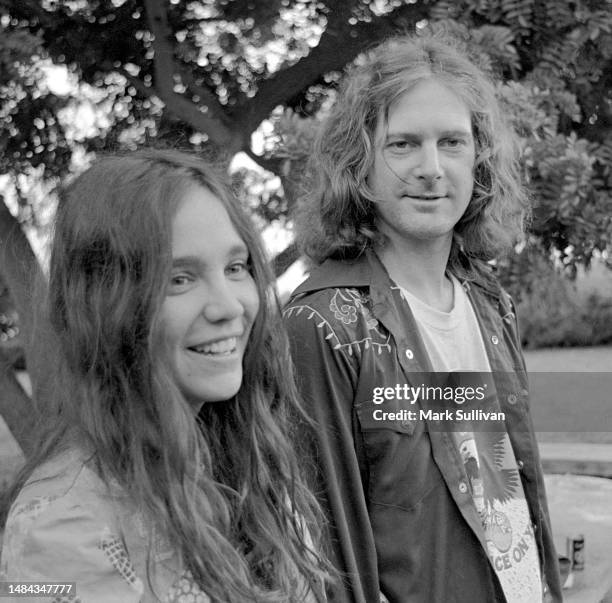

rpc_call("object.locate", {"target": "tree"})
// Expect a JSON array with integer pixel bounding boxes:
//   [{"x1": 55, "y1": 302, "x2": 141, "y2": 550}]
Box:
[
  {"x1": 0, "y1": 0, "x2": 431, "y2": 452},
  {"x1": 0, "y1": 26, "x2": 70, "y2": 455},
  {"x1": 1, "y1": 0, "x2": 611, "y2": 452}
]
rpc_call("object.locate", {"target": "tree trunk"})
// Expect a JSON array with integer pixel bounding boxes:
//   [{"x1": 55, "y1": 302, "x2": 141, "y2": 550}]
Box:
[
  {"x1": 0, "y1": 359, "x2": 34, "y2": 456},
  {"x1": 0, "y1": 198, "x2": 43, "y2": 456}
]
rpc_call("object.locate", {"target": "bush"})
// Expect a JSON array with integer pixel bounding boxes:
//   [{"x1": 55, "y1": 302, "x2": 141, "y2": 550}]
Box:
[{"x1": 517, "y1": 270, "x2": 612, "y2": 349}]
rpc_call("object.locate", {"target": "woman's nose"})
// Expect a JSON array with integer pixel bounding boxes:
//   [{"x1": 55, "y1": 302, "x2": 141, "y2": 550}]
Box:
[{"x1": 202, "y1": 281, "x2": 244, "y2": 323}]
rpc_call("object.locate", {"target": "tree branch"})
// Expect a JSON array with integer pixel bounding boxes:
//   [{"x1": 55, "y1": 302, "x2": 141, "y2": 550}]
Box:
[
  {"x1": 117, "y1": 67, "x2": 156, "y2": 100},
  {"x1": 177, "y1": 65, "x2": 238, "y2": 123},
  {"x1": 242, "y1": 147, "x2": 285, "y2": 174},
  {"x1": 238, "y1": 2, "x2": 430, "y2": 131},
  {"x1": 272, "y1": 241, "x2": 300, "y2": 277},
  {"x1": 0, "y1": 0, "x2": 51, "y2": 26},
  {"x1": 144, "y1": 0, "x2": 242, "y2": 150}
]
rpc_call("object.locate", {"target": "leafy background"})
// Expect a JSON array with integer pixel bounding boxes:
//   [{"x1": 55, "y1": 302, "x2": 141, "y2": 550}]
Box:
[{"x1": 1, "y1": 0, "x2": 611, "y2": 453}]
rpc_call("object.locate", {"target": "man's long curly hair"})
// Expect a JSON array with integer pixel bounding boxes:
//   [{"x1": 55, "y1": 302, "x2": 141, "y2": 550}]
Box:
[
  {"x1": 4, "y1": 149, "x2": 330, "y2": 601},
  {"x1": 296, "y1": 33, "x2": 529, "y2": 272}
]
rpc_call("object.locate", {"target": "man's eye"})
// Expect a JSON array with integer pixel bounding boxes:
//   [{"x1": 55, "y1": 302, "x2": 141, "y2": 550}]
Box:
[
  {"x1": 387, "y1": 140, "x2": 412, "y2": 150},
  {"x1": 441, "y1": 138, "x2": 463, "y2": 148}
]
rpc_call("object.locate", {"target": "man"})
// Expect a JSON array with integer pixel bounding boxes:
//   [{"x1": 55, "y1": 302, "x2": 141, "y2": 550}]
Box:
[{"x1": 284, "y1": 35, "x2": 562, "y2": 602}]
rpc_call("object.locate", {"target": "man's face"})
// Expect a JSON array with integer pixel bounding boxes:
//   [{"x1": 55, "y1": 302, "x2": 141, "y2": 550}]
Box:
[{"x1": 368, "y1": 78, "x2": 476, "y2": 253}]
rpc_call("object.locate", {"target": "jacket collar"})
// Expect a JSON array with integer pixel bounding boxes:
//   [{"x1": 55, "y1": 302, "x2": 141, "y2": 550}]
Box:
[{"x1": 291, "y1": 249, "x2": 503, "y2": 301}]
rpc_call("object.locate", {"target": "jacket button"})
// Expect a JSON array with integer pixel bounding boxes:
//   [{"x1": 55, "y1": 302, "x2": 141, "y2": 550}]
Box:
[
  {"x1": 507, "y1": 394, "x2": 518, "y2": 405},
  {"x1": 491, "y1": 335, "x2": 499, "y2": 345},
  {"x1": 517, "y1": 460, "x2": 524, "y2": 470},
  {"x1": 405, "y1": 349, "x2": 414, "y2": 359},
  {"x1": 459, "y1": 481, "x2": 468, "y2": 494}
]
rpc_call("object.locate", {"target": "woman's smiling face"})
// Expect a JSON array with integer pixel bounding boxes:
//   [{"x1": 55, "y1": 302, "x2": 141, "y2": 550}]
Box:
[{"x1": 160, "y1": 185, "x2": 260, "y2": 411}]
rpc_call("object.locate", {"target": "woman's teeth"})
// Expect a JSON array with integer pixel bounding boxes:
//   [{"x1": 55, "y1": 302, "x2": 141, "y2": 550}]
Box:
[{"x1": 190, "y1": 337, "x2": 237, "y2": 355}]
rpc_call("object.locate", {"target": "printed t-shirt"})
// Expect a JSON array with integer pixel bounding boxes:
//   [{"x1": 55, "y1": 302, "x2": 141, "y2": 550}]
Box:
[{"x1": 398, "y1": 275, "x2": 543, "y2": 603}]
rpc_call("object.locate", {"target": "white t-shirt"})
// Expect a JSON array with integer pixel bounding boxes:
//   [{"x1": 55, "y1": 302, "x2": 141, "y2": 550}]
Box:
[{"x1": 399, "y1": 276, "x2": 543, "y2": 603}]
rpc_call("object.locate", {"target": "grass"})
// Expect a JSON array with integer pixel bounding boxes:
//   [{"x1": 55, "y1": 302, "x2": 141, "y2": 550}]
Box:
[{"x1": 524, "y1": 346, "x2": 612, "y2": 444}]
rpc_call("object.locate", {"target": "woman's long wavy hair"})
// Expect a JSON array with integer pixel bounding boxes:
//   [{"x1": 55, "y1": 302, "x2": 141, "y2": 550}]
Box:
[
  {"x1": 296, "y1": 33, "x2": 530, "y2": 272},
  {"x1": 3, "y1": 149, "x2": 330, "y2": 601}
]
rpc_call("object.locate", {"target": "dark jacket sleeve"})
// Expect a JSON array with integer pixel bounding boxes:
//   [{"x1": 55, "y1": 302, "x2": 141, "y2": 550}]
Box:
[{"x1": 284, "y1": 297, "x2": 382, "y2": 603}]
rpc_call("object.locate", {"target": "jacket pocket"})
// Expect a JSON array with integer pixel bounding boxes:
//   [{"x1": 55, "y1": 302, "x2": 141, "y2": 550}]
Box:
[{"x1": 355, "y1": 397, "x2": 445, "y2": 512}]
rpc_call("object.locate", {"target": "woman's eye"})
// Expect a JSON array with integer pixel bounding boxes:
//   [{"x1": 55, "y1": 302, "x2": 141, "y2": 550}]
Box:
[
  {"x1": 168, "y1": 273, "x2": 193, "y2": 292},
  {"x1": 226, "y1": 260, "x2": 249, "y2": 277}
]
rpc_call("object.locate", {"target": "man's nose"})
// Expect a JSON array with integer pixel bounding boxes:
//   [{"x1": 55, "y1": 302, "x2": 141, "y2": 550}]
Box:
[
  {"x1": 414, "y1": 143, "x2": 443, "y2": 183},
  {"x1": 202, "y1": 280, "x2": 244, "y2": 323}
]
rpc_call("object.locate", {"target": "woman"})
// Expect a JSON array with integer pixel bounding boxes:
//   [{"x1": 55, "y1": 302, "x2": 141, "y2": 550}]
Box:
[{"x1": 1, "y1": 149, "x2": 330, "y2": 602}]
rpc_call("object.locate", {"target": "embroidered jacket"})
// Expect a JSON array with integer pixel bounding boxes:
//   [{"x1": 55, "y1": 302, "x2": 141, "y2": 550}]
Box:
[
  {"x1": 284, "y1": 250, "x2": 562, "y2": 603},
  {"x1": 1, "y1": 448, "x2": 209, "y2": 602},
  {"x1": 1, "y1": 449, "x2": 323, "y2": 603}
]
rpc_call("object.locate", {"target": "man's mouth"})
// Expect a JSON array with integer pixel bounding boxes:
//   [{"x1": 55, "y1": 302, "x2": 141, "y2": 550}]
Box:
[
  {"x1": 405, "y1": 194, "x2": 446, "y2": 200},
  {"x1": 188, "y1": 337, "x2": 238, "y2": 356}
]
